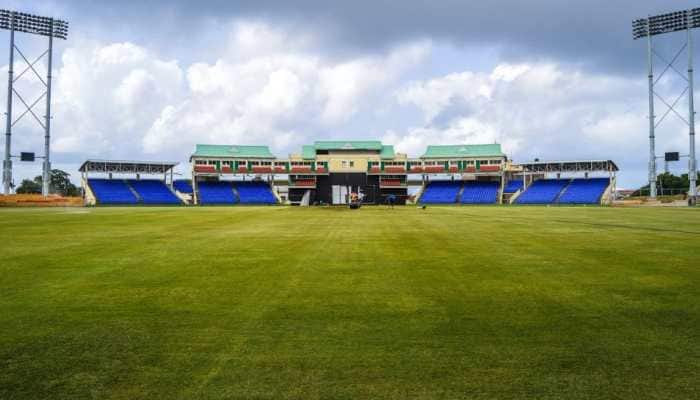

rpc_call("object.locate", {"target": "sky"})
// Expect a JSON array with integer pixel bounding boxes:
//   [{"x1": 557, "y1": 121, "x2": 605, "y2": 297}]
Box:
[{"x1": 1, "y1": 0, "x2": 697, "y2": 188}]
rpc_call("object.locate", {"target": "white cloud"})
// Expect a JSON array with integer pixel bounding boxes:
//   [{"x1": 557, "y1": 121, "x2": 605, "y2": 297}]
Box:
[
  {"x1": 387, "y1": 62, "x2": 686, "y2": 185},
  {"x1": 10, "y1": 21, "x2": 429, "y2": 172},
  {"x1": 51, "y1": 40, "x2": 184, "y2": 157},
  {"x1": 142, "y1": 24, "x2": 430, "y2": 155}
]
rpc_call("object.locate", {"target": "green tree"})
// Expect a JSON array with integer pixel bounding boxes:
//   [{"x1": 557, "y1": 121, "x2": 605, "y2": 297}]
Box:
[
  {"x1": 634, "y1": 172, "x2": 700, "y2": 196},
  {"x1": 14, "y1": 169, "x2": 80, "y2": 196},
  {"x1": 48, "y1": 169, "x2": 80, "y2": 196},
  {"x1": 15, "y1": 178, "x2": 41, "y2": 194}
]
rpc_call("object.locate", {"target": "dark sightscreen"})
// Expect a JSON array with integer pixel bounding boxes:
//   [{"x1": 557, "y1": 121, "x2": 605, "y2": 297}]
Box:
[{"x1": 665, "y1": 152, "x2": 679, "y2": 162}]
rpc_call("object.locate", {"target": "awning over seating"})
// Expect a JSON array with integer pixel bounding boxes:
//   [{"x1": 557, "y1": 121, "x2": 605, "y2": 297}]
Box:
[
  {"x1": 78, "y1": 159, "x2": 178, "y2": 174},
  {"x1": 516, "y1": 160, "x2": 618, "y2": 173}
]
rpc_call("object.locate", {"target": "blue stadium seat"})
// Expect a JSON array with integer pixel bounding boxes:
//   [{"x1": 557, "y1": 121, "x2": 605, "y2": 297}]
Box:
[
  {"x1": 235, "y1": 181, "x2": 276, "y2": 204},
  {"x1": 198, "y1": 181, "x2": 237, "y2": 204},
  {"x1": 419, "y1": 181, "x2": 461, "y2": 204},
  {"x1": 127, "y1": 180, "x2": 181, "y2": 205},
  {"x1": 504, "y1": 180, "x2": 523, "y2": 193},
  {"x1": 173, "y1": 180, "x2": 193, "y2": 194},
  {"x1": 516, "y1": 179, "x2": 570, "y2": 204},
  {"x1": 461, "y1": 181, "x2": 499, "y2": 204},
  {"x1": 88, "y1": 179, "x2": 138, "y2": 205},
  {"x1": 558, "y1": 178, "x2": 610, "y2": 204}
]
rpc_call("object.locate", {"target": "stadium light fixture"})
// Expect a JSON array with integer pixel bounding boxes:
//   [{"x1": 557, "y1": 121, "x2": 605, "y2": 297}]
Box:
[
  {"x1": 1, "y1": 9, "x2": 68, "y2": 196},
  {"x1": 633, "y1": 8, "x2": 698, "y2": 202}
]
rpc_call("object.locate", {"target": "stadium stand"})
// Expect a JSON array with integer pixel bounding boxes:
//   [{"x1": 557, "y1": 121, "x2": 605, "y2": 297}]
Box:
[
  {"x1": 173, "y1": 180, "x2": 193, "y2": 194},
  {"x1": 516, "y1": 179, "x2": 571, "y2": 204},
  {"x1": 127, "y1": 180, "x2": 181, "y2": 205},
  {"x1": 235, "y1": 182, "x2": 277, "y2": 204},
  {"x1": 420, "y1": 181, "x2": 462, "y2": 204},
  {"x1": 504, "y1": 180, "x2": 523, "y2": 193},
  {"x1": 461, "y1": 181, "x2": 499, "y2": 204},
  {"x1": 558, "y1": 178, "x2": 610, "y2": 204},
  {"x1": 198, "y1": 181, "x2": 238, "y2": 204},
  {"x1": 87, "y1": 179, "x2": 138, "y2": 205}
]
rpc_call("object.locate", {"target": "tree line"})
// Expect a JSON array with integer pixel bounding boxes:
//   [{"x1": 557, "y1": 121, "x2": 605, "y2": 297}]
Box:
[
  {"x1": 14, "y1": 169, "x2": 80, "y2": 197},
  {"x1": 633, "y1": 172, "x2": 700, "y2": 196}
]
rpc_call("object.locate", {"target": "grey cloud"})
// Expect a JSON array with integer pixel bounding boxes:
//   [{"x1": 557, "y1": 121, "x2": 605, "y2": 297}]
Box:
[{"x1": 49, "y1": 0, "x2": 678, "y2": 75}]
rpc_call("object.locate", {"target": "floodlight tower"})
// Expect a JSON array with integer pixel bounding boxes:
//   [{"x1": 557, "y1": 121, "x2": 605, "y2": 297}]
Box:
[
  {"x1": 1, "y1": 10, "x2": 68, "y2": 196},
  {"x1": 634, "y1": 9, "x2": 699, "y2": 203}
]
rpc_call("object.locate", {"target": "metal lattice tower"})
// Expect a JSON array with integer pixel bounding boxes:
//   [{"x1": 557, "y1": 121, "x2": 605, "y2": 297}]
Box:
[
  {"x1": 634, "y1": 8, "x2": 699, "y2": 202},
  {"x1": 1, "y1": 9, "x2": 68, "y2": 196}
]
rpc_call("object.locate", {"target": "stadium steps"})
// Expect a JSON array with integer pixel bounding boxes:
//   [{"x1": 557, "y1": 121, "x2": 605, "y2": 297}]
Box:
[
  {"x1": 413, "y1": 182, "x2": 427, "y2": 204},
  {"x1": 301, "y1": 190, "x2": 311, "y2": 206},
  {"x1": 498, "y1": 180, "x2": 504, "y2": 204},
  {"x1": 456, "y1": 185, "x2": 465, "y2": 204},
  {"x1": 172, "y1": 180, "x2": 194, "y2": 205},
  {"x1": 231, "y1": 186, "x2": 242, "y2": 203},
  {"x1": 82, "y1": 177, "x2": 96, "y2": 206},
  {"x1": 125, "y1": 180, "x2": 143, "y2": 203},
  {"x1": 553, "y1": 179, "x2": 573, "y2": 204},
  {"x1": 270, "y1": 182, "x2": 283, "y2": 204},
  {"x1": 600, "y1": 182, "x2": 613, "y2": 205},
  {"x1": 166, "y1": 183, "x2": 184, "y2": 205},
  {"x1": 173, "y1": 188, "x2": 192, "y2": 205},
  {"x1": 230, "y1": 185, "x2": 239, "y2": 203},
  {"x1": 507, "y1": 189, "x2": 521, "y2": 204}
]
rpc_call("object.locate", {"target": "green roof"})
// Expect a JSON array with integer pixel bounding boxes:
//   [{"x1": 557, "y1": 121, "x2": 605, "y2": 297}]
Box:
[
  {"x1": 299, "y1": 140, "x2": 396, "y2": 159},
  {"x1": 421, "y1": 144, "x2": 504, "y2": 159},
  {"x1": 192, "y1": 144, "x2": 275, "y2": 159},
  {"x1": 380, "y1": 145, "x2": 395, "y2": 159},
  {"x1": 313, "y1": 140, "x2": 383, "y2": 151},
  {"x1": 301, "y1": 145, "x2": 316, "y2": 160}
]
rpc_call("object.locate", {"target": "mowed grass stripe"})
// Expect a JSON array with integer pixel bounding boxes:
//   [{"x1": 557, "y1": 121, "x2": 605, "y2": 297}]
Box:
[{"x1": 0, "y1": 206, "x2": 698, "y2": 399}]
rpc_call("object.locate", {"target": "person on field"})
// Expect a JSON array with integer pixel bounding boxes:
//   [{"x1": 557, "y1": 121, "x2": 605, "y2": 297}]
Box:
[
  {"x1": 349, "y1": 192, "x2": 361, "y2": 209},
  {"x1": 387, "y1": 194, "x2": 396, "y2": 209}
]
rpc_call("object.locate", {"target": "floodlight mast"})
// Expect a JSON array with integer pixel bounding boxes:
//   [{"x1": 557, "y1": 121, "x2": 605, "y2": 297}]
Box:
[
  {"x1": 1, "y1": 9, "x2": 68, "y2": 196},
  {"x1": 2, "y1": 14, "x2": 13, "y2": 196},
  {"x1": 688, "y1": 14, "x2": 697, "y2": 200},
  {"x1": 634, "y1": 8, "x2": 698, "y2": 203},
  {"x1": 646, "y1": 19, "x2": 657, "y2": 198}
]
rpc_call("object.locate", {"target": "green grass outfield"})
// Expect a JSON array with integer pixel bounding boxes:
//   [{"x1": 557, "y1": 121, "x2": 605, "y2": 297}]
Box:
[{"x1": 1, "y1": 206, "x2": 699, "y2": 399}]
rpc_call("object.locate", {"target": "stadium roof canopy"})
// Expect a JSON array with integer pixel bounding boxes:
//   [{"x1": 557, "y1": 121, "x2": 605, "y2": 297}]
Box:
[
  {"x1": 191, "y1": 144, "x2": 275, "y2": 159},
  {"x1": 78, "y1": 159, "x2": 178, "y2": 174},
  {"x1": 314, "y1": 140, "x2": 383, "y2": 150},
  {"x1": 517, "y1": 160, "x2": 619, "y2": 173},
  {"x1": 302, "y1": 140, "x2": 396, "y2": 159},
  {"x1": 421, "y1": 144, "x2": 504, "y2": 159}
]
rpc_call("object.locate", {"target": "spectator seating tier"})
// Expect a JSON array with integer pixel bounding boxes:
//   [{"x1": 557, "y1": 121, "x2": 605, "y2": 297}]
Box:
[
  {"x1": 88, "y1": 179, "x2": 138, "y2": 205},
  {"x1": 198, "y1": 181, "x2": 238, "y2": 204},
  {"x1": 127, "y1": 180, "x2": 181, "y2": 205},
  {"x1": 461, "y1": 181, "x2": 499, "y2": 204},
  {"x1": 419, "y1": 181, "x2": 462, "y2": 204},
  {"x1": 235, "y1": 182, "x2": 276, "y2": 204},
  {"x1": 516, "y1": 179, "x2": 570, "y2": 204},
  {"x1": 558, "y1": 178, "x2": 610, "y2": 204}
]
